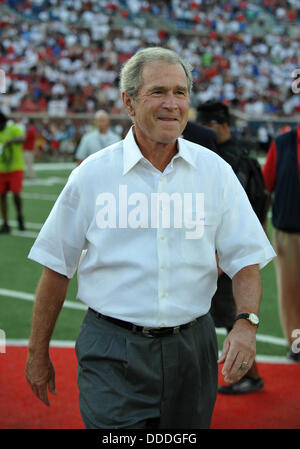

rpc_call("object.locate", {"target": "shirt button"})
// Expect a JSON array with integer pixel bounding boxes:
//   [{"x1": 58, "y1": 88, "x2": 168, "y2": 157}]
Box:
[
  {"x1": 160, "y1": 264, "x2": 166, "y2": 269},
  {"x1": 160, "y1": 235, "x2": 165, "y2": 240},
  {"x1": 161, "y1": 292, "x2": 166, "y2": 299}
]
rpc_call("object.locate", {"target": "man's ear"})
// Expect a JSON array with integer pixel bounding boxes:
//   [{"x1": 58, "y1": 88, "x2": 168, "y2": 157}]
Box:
[{"x1": 122, "y1": 92, "x2": 135, "y2": 117}]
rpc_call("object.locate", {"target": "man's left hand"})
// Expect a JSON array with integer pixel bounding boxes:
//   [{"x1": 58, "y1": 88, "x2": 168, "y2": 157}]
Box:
[{"x1": 217, "y1": 320, "x2": 257, "y2": 383}]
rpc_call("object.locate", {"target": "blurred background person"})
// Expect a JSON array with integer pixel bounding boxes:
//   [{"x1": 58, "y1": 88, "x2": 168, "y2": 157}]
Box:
[
  {"x1": 197, "y1": 100, "x2": 268, "y2": 394},
  {"x1": 182, "y1": 113, "x2": 218, "y2": 152},
  {"x1": 257, "y1": 124, "x2": 270, "y2": 153},
  {"x1": 0, "y1": 112, "x2": 26, "y2": 234},
  {"x1": 75, "y1": 110, "x2": 120, "y2": 165},
  {"x1": 23, "y1": 119, "x2": 37, "y2": 180},
  {"x1": 262, "y1": 124, "x2": 300, "y2": 362}
]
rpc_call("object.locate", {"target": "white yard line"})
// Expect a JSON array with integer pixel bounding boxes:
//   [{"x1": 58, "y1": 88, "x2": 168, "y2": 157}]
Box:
[
  {"x1": 9, "y1": 220, "x2": 43, "y2": 230},
  {"x1": 10, "y1": 230, "x2": 39, "y2": 239},
  {"x1": 3, "y1": 220, "x2": 43, "y2": 238},
  {"x1": 215, "y1": 327, "x2": 286, "y2": 347},
  {"x1": 34, "y1": 162, "x2": 75, "y2": 171},
  {"x1": 0, "y1": 287, "x2": 286, "y2": 349},
  {"x1": 3, "y1": 339, "x2": 293, "y2": 364},
  {"x1": 22, "y1": 192, "x2": 58, "y2": 201},
  {"x1": 24, "y1": 177, "x2": 68, "y2": 186},
  {"x1": 6, "y1": 339, "x2": 76, "y2": 348},
  {"x1": 0, "y1": 288, "x2": 87, "y2": 311}
]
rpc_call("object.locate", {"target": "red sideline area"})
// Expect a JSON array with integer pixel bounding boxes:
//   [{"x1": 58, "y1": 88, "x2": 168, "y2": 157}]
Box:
[{"x1": 1, "y1": 346, "x2": 300, "y2": 429}]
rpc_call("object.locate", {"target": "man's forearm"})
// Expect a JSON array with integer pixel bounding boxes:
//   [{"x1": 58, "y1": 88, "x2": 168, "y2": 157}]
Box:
[
  {"x1": 28, "y1": 267, "x2": 70, "y2": 356},
  {"x1": 232, "y1": 264, "x2": 262, "y2": 316},
  {"x1": 219, "y1": 264, "x2": 262, "y2": 383}
]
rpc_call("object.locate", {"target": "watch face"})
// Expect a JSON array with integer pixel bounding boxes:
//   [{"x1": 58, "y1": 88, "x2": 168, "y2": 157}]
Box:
[{"x1": 249, "y1": 313, "x2": 259, "y2": 325}]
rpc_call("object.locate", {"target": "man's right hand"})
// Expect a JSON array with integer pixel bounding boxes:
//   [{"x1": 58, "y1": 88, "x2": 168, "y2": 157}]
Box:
[
  {"x1": 24, "y1": 267, "x2": 70, "y2": 406},
  {"x1": 25, "y1": 354, "x2": 56, "y2": 406}
]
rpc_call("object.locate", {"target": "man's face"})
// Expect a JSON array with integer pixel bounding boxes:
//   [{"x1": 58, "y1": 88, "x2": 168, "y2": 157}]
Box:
[
  {"x1": 204, "y1": 122, "x2": 223, "y2": 143},
  {"x1": 95, "y1": 114, "x2": 110, "y2": 133},
  {"x1": 123, "y1": 61, "x2": 190, "y2": 146},
  {"x1": 201, "y1": 121, "x2": 229, "y2": 144}
]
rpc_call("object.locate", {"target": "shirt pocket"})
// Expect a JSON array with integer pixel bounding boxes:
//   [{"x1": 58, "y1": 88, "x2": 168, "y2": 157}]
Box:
[{"x1": 180, "y1": 213, "x2": 218, "y2": 266}]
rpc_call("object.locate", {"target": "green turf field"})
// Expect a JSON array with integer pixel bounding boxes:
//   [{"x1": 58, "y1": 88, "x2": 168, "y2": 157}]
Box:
[{"x1": 0, "y1": 163, "x2": 286, "y2": 359}]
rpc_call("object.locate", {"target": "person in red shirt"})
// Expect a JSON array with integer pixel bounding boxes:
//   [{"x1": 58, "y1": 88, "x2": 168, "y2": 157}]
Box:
[
  {"x1": 262, "y1": 124, "x2": 300, "y2": 362},
  {"x1": 23, "y1": 119, "x2": 37, "y2": 179}
]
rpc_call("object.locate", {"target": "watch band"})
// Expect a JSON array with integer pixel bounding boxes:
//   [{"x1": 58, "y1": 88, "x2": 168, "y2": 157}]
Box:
[{"x1": 235, "y1": 313, "x2": 259, "y2": 327}]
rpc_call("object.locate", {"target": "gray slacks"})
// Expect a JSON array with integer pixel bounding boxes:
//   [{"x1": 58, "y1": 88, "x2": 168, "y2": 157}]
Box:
[{"x1": 75, "y1": 308, "x2": 218, "y2": 429}]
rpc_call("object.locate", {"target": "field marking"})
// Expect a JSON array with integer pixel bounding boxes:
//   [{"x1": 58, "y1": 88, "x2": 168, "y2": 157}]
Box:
[
  {"x1": 6, "y1": 339, "x2": 76, "y2": 348},
  {"x1": 22, "y1": 192, "x2": 58, "y2": 201},
  {"x1": 9, "y1": 220, "x2": 43, "y2": 230},
  {"x1": 215, "y1": 327, "x2": 286, "y2": 347},
  {"x1": 34, "y1": 162, "x2": 75, "y2": 171},
  {"x1": 2, "y1": 220, "x2": 43, "y2": 239},
  {"x1": 3, "y1": 339, "x2": 292, "y2": 364},
  {"x1": 0, "y1": 287, "x2": 286, "y2": 348},
  {"x1": 0, "y1": 288, "x2": 87, "y2": 311},
  {"x1": 24, "y1": 176, "x2": 68, "y2": 187},
  {"x1": 10, "y1": 230, "x2": 39, "y2": 239}
]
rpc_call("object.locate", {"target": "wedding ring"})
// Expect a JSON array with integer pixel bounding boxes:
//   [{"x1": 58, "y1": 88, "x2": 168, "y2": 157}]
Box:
[{"x1": 240, "y1": 361, "x2": 249, "y2": 371}]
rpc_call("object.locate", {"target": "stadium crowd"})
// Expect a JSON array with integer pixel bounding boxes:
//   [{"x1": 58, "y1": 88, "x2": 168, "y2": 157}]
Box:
[{"x1": 0, "y1": 0, "x2": 299, "y2": 122}]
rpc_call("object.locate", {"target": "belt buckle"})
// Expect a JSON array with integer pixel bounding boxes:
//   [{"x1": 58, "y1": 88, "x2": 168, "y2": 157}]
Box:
[
  {"x1": 141, "y1": 327, "x2": 155, "y2": 338},
  {"x1": 173, "y1": 326, "x2": 180, "y2": 335}
]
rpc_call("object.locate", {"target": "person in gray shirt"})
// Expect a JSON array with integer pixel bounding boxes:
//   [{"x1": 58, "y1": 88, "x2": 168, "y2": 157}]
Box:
[{"x1": 76, "y1": 110, "x2": 120, "y2": 164}]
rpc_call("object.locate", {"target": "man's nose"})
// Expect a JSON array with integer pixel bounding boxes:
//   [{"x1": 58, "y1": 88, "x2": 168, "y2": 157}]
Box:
[{"x1": 162, "y1": 93, "x2": 178, "y2": 109}]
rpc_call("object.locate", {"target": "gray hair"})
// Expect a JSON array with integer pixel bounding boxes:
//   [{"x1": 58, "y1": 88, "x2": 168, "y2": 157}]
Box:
[{"x1": 120, "y1": 47, "x2": 193, "y2": 99}]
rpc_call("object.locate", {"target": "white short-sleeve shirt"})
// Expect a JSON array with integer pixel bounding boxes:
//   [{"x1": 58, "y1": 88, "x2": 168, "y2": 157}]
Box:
[{"x1": 28, "y1": 128, "x2": 276, "y2": 327}]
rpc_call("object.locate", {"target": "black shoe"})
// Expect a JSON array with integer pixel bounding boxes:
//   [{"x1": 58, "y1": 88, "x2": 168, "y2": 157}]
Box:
[
  {"x1": 0, "y1": 223, "x2": 10, "y2": 234},
  {"x1": 17, "y1": 215, "x2": 25, "y2": 231},
  {"x1": 287, "y1": 349, "x2": 300, "y2": 362},
  {"x1": 218, "y1": 376, "x2": 264, "y2": 395}
]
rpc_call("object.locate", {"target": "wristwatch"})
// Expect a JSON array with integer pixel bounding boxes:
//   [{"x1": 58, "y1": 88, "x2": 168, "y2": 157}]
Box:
[{"x1": 235, "y1": 313, "x2": 259, "y2": 327}]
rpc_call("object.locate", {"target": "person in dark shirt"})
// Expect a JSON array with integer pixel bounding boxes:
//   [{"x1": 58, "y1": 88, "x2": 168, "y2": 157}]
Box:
[
  {"x1": 196, "y1": 100, "x2": 264, "y2": 395},
  {"x1": 262, "y1": 125, "x2": 300, "y2": 362},
  {"x1": 182, "y1": 120, "x2": 217, "y2": 152}
]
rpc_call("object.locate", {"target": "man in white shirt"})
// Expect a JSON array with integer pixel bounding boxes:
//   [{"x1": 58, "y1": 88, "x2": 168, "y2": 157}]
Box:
[
  {"x1": 25, "y1": 47, "x2": 275, "y2": 429},
  {"x1": 75, "y1": 109, "x2": 120, "y2": 164}
]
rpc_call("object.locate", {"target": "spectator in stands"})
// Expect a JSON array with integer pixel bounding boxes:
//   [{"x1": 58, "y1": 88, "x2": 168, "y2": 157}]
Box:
[
  {"x1": 1, "y1": 0, "x2": 299, "y2": 120},
  {"x1": 75, "y1": 110, "x2": 120, "y2": 164},
  {"x1": 0, "y1": 112, "x2": 26, "y2": 233},
  {"x1": 23, "y1": 119, "x2": 37, "y2": 179},
  {"x1": 262, "y1": 123, "x2": 300, "y2": 362}
]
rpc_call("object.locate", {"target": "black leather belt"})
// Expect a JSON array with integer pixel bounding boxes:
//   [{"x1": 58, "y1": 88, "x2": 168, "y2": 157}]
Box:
[{"x1": 89, "y1": 308, "x2": 198, "y2": 338}]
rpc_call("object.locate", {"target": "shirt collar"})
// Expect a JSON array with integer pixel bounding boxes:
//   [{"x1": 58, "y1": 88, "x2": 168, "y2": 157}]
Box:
[
  {"x1": 123, "y1": 127, "x2": 144, "y2": 175},
  {"x1": 176, "y1": 137, "x2": 198, "y2": 169},
  {"x1": 122, "y1": 127, "x2": 198, "y2": 175}
]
